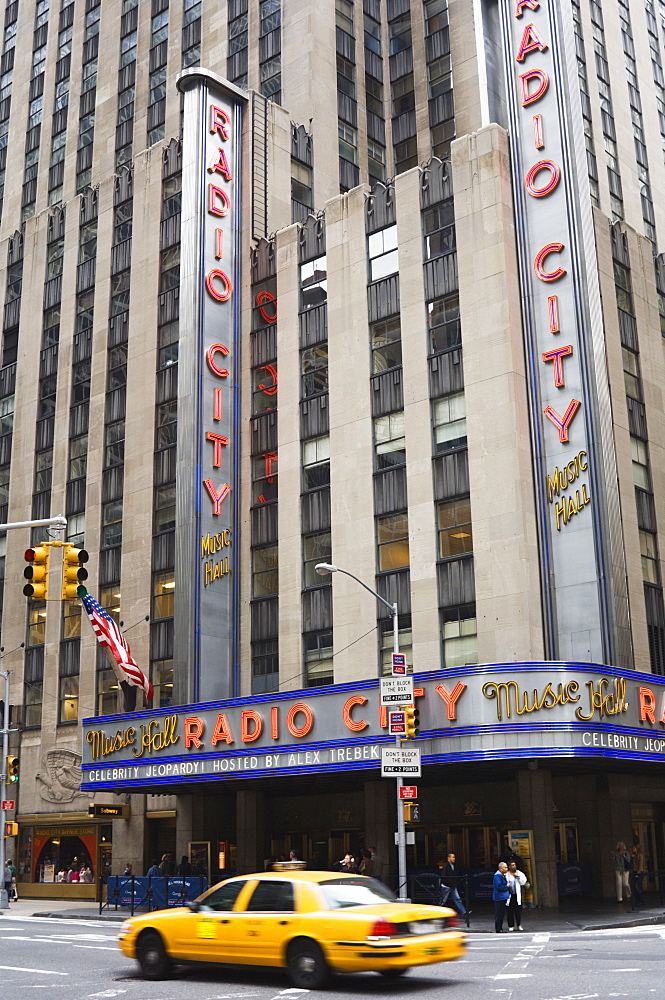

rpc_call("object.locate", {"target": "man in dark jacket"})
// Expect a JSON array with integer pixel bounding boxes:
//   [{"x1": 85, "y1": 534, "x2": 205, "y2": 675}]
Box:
[
  {"x1": 493, "y1": 862, "x2": 511, "y2": 933},
  {"x1": 439, "y1": 852, "x2": 467, "y2": 916}
]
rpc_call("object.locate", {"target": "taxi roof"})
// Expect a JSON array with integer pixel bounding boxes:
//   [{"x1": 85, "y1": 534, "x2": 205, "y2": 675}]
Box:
[{"x1": 224, "y1": 870, "x2": 365, "y2": 884}]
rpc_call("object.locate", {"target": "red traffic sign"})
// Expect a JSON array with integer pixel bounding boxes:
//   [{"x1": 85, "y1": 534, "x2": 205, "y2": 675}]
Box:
[
  {"x1": 391, "y1": 652, "x2": 406, "y2": 675},
  {"x1": 2, "y1": 800, "x2": 15, "y2": 810},
  {"x1": 388, "y1": 710, "x2": 406, "y2": 735},
  {"x1": 399, "y1": 786, "x2": 418, "y2": 799}
]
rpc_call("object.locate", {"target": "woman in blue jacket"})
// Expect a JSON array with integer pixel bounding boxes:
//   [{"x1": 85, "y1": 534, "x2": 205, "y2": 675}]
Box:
[{"x1": 492, "y1": 862, "x2": 511, "y2": 933}]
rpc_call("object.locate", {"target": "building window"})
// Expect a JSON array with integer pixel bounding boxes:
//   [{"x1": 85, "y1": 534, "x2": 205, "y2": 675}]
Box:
[
  {"x1": 152, "y1": 658, "x2": 174, "y2": 708},
  {"x1": 302, "y1": 434, "x2": 330, "y2": 491},
  {"x1": 105, "y1": 419, "x2": 125, "y2": 467},
  {"x1": 252, "y1": 544, "x2": 278, "y2": 598},
  {"x1": 59, "y1": 674, "x2": 79, "y2": 723},
  {"x1": 158, "y1": 320, "x2": 179, "y2": 369},
  {"x1": 392, "y1": 73, "x2": 415, "y2": 116},
  {"x1": 252, "y1": 452, "x2": 278, "y2": 505},
  {"x1": 428, "y1": 53, "x2": 452, "y2": 99},
  {"x1": 365, "y1": 74, "x2": 383, "y2": 116},
  {"x1": 371, "y1": 316, "x2": 402, "y2": 372},
  {"x1": 34, "y1": 449, "x2": 53, "y2": 493},
  {"x1": 433, "y1": 392, "x2": 467, "y2": 454},
  {"x1": 252, "y1": 364, "x2": 278, "y2": 414},
  {"x1": 437, "y1": 498, "x2": 473, "y2": 559},
  {"x1": 303, "y1": 531, "x2": 332, "y2": 588},
  {"x1": 301, "y1": 344, "x2": 328, "y2": 397},
  {"x1": 622, "y1": 347, "x2": 641, "y2": 400},
  {"x1": 62, "y1": 600, "x2": 81, "y2": 640},
  {"x1": 27, "y1": 603, "x2": 47, "y2": 646},
  {"x1": 368, "y1": 225, "x2": 398, "y2": 282},
  {"x1": 379, "y1": 615, "x2": 413, "y2": 675},
  {"x1": 423, "y1": 201, "x2": 455, "y2": 259},
  {"x1": 66, "y1": 513, "x2": 85, "y2": 548},
  {"x1": 337, "y1": 54, "x2": 356, "y2": 98},
  {"x1": 154, "y1": 483, "x2": 176, "y2": 533},
  {"x1": 374, "y1": 411, "x2": 405, "y2": 470},
  {"x1": 152, "y1": 572, "x2": 175, "y2": 620},
  {"x1": 291, "y1": 160, "x2": 313, "y2": 209},
  {"x1": 101, "y1": 500, "x2": 123, "y2": 548},
  {"x1": 300, "y1": 255, "x2": 327, "y2": 310},
  {"x1": 156, "y1": 400, "x2": 177, "y2": 449},
  {"x1": 96, "y1": 663, "x2": 117, "y2": 716},
  {"x1": 24, "y1": 676, "x2": 43, "y2": 727},
  {"x1": 631, "y1": 435, "x2": 650, "y2": 490},
  {"x1": 252, "y1": 638, "x2": 278, "y2": 694},
  {"x1": 640, "y1": 530, "x2": 660, "y2": 584},
  {"x1": 394, "y1": 137, "x2": 418, "y2": 173},
  {"x1": 335, "y1": 0, "x2": 354, "y2": 35},
  {"x1": 71, "y1": 359, "x2": 91, "y2": 404},
  {"x1": 389, "y1": 12, "x2": 411, "y2": 54},
  {"x1": 338, "y1": 121, "x2": 358, "y2": 164},
  {"x1": 427, "y1": 294, "x2": 461, "y2": 353},
  {"x1": 377, "y1": 512, "x2": 410, "y2": 571},
  {"x1": 442, "y1": 605, "x2": 478, "y2": 668},
  {"x1": 304, "y1": 630, "x2": 333, "y2": 687}
]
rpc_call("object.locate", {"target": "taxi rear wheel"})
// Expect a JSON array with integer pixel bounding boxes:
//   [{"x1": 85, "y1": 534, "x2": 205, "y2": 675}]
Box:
[
  {"x1": 137, "y1": 930, "x2": 172, "y2": 980},
  {"x1": 287, "y1": 938, "x2": 329, "y2": 989}
]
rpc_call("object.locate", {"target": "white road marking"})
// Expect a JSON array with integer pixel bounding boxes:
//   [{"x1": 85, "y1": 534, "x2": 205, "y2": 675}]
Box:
[
  {"x1": 532, "y1": 932, "x2": 551, "y2": 943},
  {"x1": 0, "y1": 965, "x2": 68, "y2": 976},
  {"x1": 609, "y1": 968, "x2": 641, "y2": 972},
  {"x1": 494, "y1": 973, "x2": 533, "y2": 979},
  {"x1": 87, "y1": 992, "x2": 128, "y2": 998},
  {"x1": 72, "y1": 944, "x2": 120, "y2": 951}
]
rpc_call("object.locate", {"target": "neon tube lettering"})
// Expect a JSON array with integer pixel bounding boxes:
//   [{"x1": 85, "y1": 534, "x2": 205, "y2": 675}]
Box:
[
  {"x1": 206, "y1": 431, "x2": 229, "y2": 467},
  {"x1": 543, "y1": 399, "x2": 581, "y2": 443},
  {"x1": 210, "y1": 105, "x2": 230, "y2": 140},
  {"x1": 205, "y1": 269, "x2": 233, "y2": 302},
  {"x1": 203, "y1": 479, "x2": 231, "y2": 515},
  {"x1": 515, "y1": 23, "x2": 548, "y2": 62},
  {"x1": 525, "y1": 159, "x2": 561, "y2": 198},
  {"x1": 542, "y1": 345, "x2": 573, "y2": 387},
  {"x1": 519, "y1": 68, "x2": 549, "y2": 105},
  {"x1": 534, "y1": 243, "x2": 566, "y2": 282},
  {"x1": 206, "y1": 343, "x2": 229, "y2": 377}
]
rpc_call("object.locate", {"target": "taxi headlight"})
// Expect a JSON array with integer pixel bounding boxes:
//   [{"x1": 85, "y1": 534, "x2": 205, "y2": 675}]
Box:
[{"x1": 118, "y1": 921, "x2": 133, "y2": 937}]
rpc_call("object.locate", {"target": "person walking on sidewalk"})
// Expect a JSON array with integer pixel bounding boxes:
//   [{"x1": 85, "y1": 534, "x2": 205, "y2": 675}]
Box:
[
  {"x1": 440, "y1": 852, "x2": 467, "y2": 917},
  {"x1": 610, "y1": 842, "x2": 631, "y2": 902},
  {"x1": 493, "y1": 862, "x2": 511, "y2": 933},
  {"x1": 506, "y1": 860, "x2": 528, "y2": 930},
  {"x1": 3, "y1": 861, "x2": 12, "y2": 903}
]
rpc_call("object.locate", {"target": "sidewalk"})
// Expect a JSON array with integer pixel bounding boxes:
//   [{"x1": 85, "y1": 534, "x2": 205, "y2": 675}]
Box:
[{"x1": 1, "y1": 893, "x2": 665, "y2": 932}]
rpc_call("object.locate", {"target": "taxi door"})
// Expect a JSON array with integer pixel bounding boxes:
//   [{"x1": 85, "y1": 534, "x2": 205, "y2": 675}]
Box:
[
  {"x1": 173, "y1": 879, "x2": 250, "y2": 963},
  {"x1": 230, "y1": 879, "x2": 298, "y2": 966}
]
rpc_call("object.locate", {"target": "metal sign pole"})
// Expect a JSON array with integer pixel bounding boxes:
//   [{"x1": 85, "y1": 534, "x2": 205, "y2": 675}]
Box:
[{"x1": 0, "y1": 670, "x2": 10, "y2": 908}]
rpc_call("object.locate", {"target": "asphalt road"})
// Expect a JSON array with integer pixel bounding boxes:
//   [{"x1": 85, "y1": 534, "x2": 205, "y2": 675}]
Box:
[{"x1": 0, "y1": 915, "x2": 663, "y2": 999}]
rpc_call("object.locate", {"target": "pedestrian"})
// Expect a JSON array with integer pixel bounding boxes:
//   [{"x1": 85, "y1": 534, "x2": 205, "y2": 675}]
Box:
[
  {"x1": 122, "y1": 863, "x2": 133, "y2": 876},
  {"x1": 506, "y1": 860, "x2": 528, "y2": 930},
  {"x1": 610, "y1": 841, "x2": 631, "y2": 902},
  {"x1": 492, "y1": 862, "x2": 511, "y2": 933},
  {"x1": 439, "y1": 852, "x2": 467, "y2": 916},
  {"x1": 3, "y1": 861, "x2": 12, "y2": 903},
  {"x1": 358, "y1": 849, "x2": 374, "y2": 877},
  {"x1": 6, "y1": 859, "x2": 17, "y2": 901},
  {"x1": 338, "y1": 853, "x2": 357, "y2": 873},
  {"x1": 631, "y1": 843, "x2": 646, "y2": 907},
  {"x1": 176, "y1": 855, "x2": 192, "y2": 876},
  {"x1": 368, "y1": 845, "x2": 385, "y2": 882},
  {"x1": 160, "y1": 853, "x2": 175, "y2": 876},
  {"x1": 147, "y1": 858, "x2": 162, "y2": 878},
  {"x1": 288, "y1": 849, "x2": 300, "y2": 862}
]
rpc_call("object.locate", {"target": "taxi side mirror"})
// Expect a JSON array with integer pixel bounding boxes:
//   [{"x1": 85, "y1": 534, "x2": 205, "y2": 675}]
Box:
[{"x1": 186, "y1": 900, "x2": 201, "y2": 913}]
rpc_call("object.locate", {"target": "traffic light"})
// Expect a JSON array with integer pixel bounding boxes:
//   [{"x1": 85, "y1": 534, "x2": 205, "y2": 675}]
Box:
[
  {"x1": 4, "y1": 822, "x2": 18, "y2": 837},
  {"x1": 62, "y1": 544, "x2": 89, "y2": 599},
  {"x1": 6, "y1": 755, "x2": 19, "y2": 783},
  {"x1": 23, "y1": 545, "x2": 50, "y2": 599},
  {"x1": 404, "y1": 705, "x2": 420, "y2": 739}
]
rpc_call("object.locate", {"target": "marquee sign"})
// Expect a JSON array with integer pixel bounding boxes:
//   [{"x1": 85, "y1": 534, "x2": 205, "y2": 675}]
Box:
[
  {"x1": 175, "y1": 70, "x2": 246, "y2": 702},
  {"x1": 497, "y1": 0, "x2": 623, "y2": 662},
  {"x1": 81, "y1": 663, "x2": 665, "y2": 789}
]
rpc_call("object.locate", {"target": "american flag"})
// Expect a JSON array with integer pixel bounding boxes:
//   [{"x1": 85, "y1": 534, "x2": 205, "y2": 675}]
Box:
[{"x1": 79, "y1": 587, "x2": 153, "y2": 703}]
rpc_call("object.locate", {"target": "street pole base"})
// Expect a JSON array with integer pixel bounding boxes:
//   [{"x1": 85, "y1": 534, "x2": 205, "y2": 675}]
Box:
[{"x1": 0, "y1": 888, "x2": 8, "y2": 909}]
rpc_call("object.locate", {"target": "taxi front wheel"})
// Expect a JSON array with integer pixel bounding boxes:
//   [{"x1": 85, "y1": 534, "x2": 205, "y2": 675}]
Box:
[
  {"x1": 287, "y1": 938, "x2": 329, "y2": 989},
  {"x1": 137, "y1": 930, "x2": 172, "y2": 981}
]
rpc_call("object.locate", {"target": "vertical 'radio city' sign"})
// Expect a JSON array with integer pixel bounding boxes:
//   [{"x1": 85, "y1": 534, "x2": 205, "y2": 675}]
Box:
[
  {"x1": 498, "y1": 1, "x2": 620, "y2": 663},
  {"x1": 176, "y1": 70, "x2": 246, "y2": 703}
]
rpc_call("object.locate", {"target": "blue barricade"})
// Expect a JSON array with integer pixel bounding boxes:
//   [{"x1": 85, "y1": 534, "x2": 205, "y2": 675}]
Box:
[{"x1": 106, "y1": 875, "x2": 208, "y2": 912}]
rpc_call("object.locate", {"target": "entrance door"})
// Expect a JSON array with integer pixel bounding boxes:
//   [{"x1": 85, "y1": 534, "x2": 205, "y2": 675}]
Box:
[{"x1": 554, "y1": 821, "x2": 579, "y2": 863}]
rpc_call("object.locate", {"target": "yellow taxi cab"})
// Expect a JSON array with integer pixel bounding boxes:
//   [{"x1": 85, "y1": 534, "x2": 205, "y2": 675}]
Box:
[{"x1": 118, "y1": 869, "x2": 465, "y2": 987}]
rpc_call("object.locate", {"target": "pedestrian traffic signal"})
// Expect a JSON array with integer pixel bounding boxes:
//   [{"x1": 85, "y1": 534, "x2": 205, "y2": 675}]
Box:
[
  {"x1": 404, "y1": 705, "x2": 420, "y2": 739},
  {"x1": 403, "y1": 801, "x2": 420, "y2": 823},
  {"x1": 4, "y1": 822, "x2": 18, "y2": 837},
  {"x1": 23, "y1": 545, "x2": 50, "y2": 599},
  {"x1": 62, "y1": 544, "x2": 89, "y2": 600},
  {"x1": 6, "y1": 755, "x2": 19, "y2": 783}
]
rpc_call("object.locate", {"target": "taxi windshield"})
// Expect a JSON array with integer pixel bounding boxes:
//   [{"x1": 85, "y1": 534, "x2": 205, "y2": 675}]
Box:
[{"x1": 318, "y1": 877, "x2": 396, "y2": 908}]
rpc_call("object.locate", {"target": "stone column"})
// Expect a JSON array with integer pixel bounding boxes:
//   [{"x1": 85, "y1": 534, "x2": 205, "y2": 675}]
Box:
[
  {"x1": 112, "y1": 794, "x2": 146, "y2": 875},
  {"x1": 236, "y1": 789, "x2": 265, "y2": 874},
  {"x1": 517, "y1": 767, "x2": 558, "y2": 907}
]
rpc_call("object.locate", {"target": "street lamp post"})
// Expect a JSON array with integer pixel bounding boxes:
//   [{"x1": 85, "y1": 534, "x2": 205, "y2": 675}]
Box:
[{"x1": 315, "y1": 562, "x2": 409, "y2": 901}]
